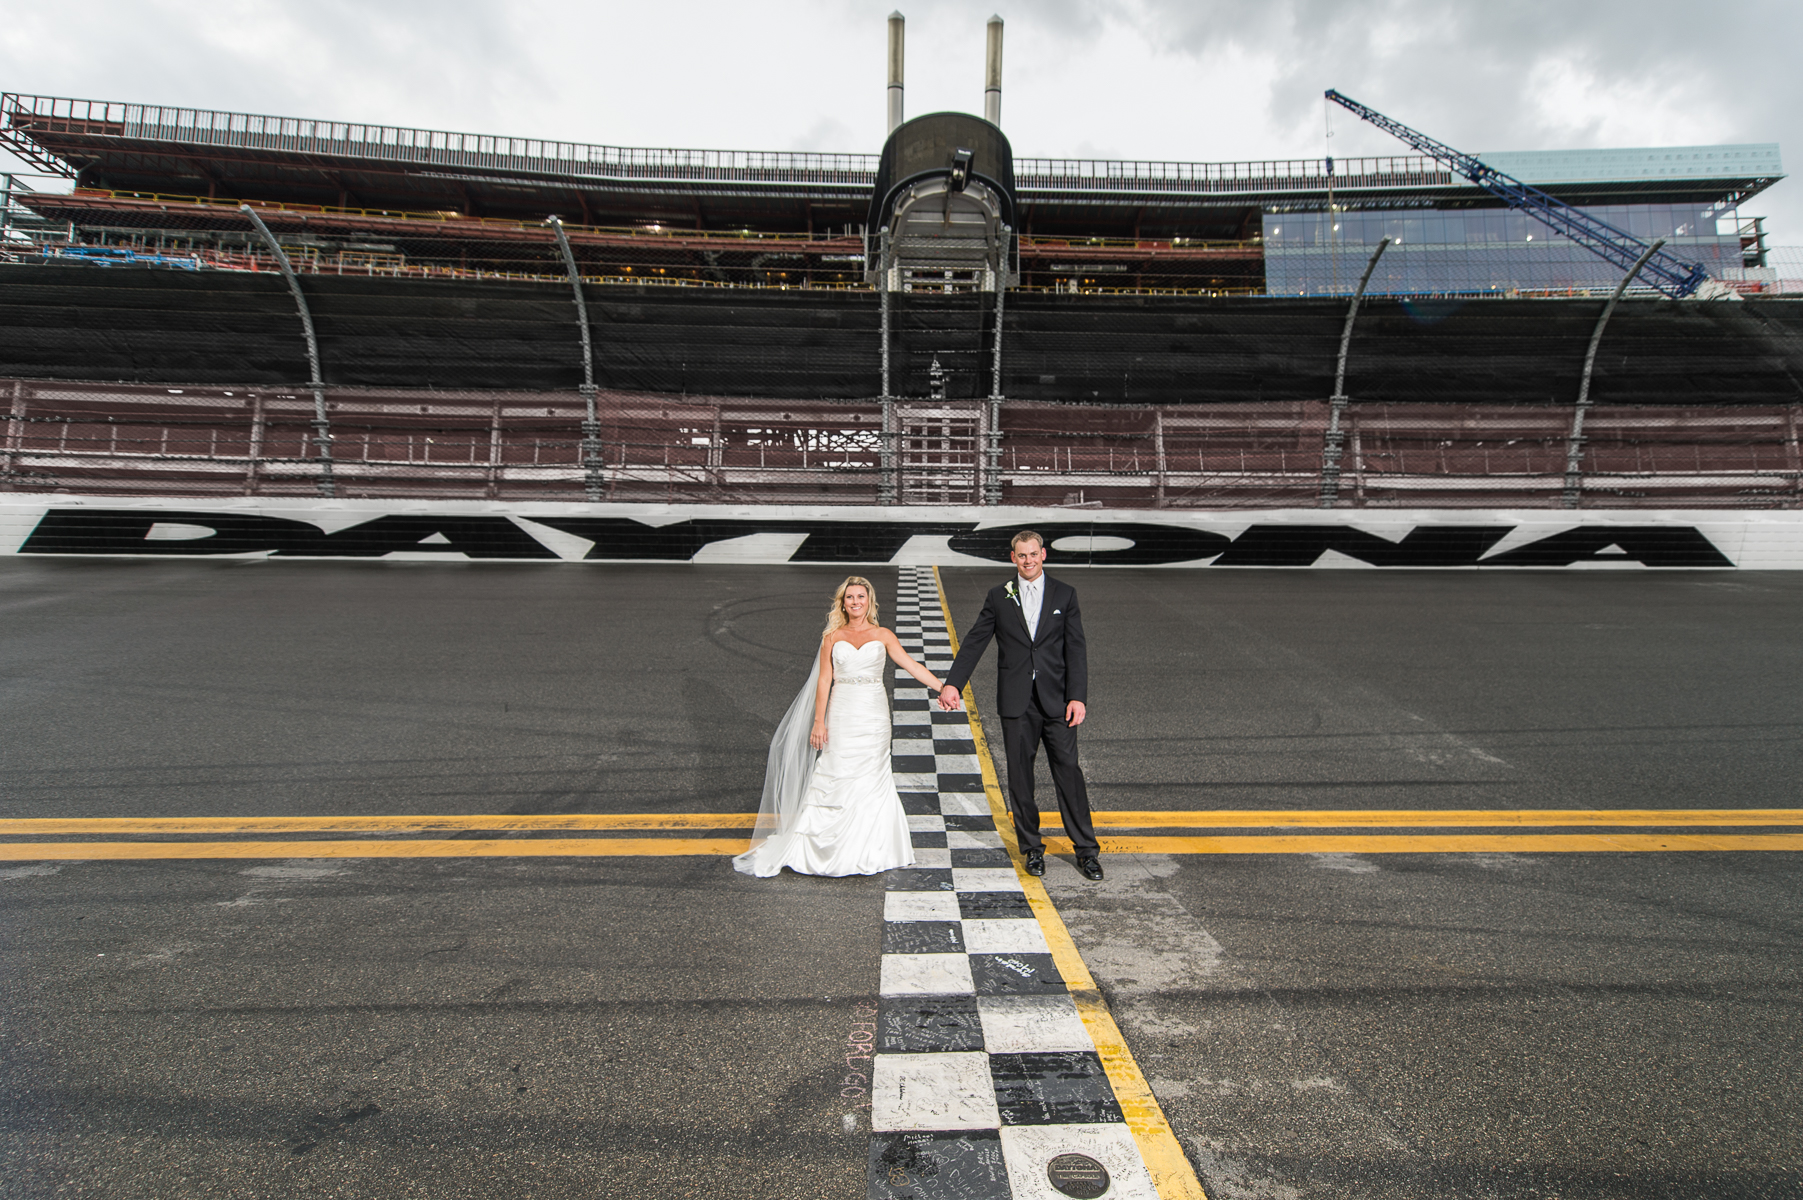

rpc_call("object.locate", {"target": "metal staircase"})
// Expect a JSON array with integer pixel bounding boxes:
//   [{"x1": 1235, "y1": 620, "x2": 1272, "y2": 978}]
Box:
[{"x1": 894, "y1": 356, "x2": 986, "y2": 503}]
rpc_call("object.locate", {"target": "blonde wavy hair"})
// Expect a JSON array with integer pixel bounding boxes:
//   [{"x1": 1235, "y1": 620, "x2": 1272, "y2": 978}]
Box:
[{"x1": 823, "y1": 576, "x2": 880, "y2": 636}]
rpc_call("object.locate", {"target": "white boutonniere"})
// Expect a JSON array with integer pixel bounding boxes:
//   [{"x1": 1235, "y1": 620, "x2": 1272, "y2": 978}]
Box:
[{"x1": 1004, "y1": 580, "x2": 1020, "y2": 606}]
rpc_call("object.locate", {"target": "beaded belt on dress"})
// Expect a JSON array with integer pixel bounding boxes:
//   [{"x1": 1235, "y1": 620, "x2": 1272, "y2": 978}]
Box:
[{"x1": 836, "y1": 674, "x2": 883, "y2": 686}]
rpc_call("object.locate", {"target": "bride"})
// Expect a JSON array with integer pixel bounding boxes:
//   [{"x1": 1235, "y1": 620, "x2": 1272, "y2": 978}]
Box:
[{"x1": 733, "y1": 576, "x2": 947, "y2": 878}]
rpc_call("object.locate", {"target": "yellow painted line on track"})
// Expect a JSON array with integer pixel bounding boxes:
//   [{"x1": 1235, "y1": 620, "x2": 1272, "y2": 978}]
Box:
[
  {"x1": 934, "y1": 566, "x2": 1208, "y2": 1200},
  {"x1": 1042, "y1": 833, "x2": 1803, "y2": 855},
  {"x1": 11, "y1": 833, "x2": 1792, "y2": 861},
  {"x1": 8, "y1": 811, "x2": 1789, "y2": 840},
  {"x1": 0, "y1": 813, "x2": 758, "y2": 836},
  {"x1": 0, "y1": 838, "x2": 751, "y2": 861},
  {"x1": 1087, "y1": 809, "x2": 1803, "y2": 829}
]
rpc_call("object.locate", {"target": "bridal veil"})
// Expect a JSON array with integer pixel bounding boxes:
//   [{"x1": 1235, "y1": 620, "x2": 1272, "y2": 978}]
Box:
[{"x1": 732, "y1": 654, "x2": 820, "y2": 873}]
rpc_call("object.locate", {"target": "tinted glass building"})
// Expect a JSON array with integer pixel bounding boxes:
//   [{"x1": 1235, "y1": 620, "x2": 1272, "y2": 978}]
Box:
[{"x1": 1264, "y1": 144, "x2": 1782, "y2": 296}]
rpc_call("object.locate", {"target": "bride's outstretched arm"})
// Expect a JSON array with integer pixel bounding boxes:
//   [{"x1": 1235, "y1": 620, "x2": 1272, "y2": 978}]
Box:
[
  {"x1": 880, "y1": 629, "x2": 944, "y2": 693},
  {"x1": 810, "y1": 636, "x2": 835, "y2": 750}
]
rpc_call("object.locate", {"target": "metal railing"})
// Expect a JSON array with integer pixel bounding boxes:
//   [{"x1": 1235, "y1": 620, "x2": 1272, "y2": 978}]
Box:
[
  {"x1": 44, "y1": 188, "x2": 855, "y2": 241},
  {"x1": 4, "y1": 92, "x2": 1457, "y2": 198},
  {"x1": 1017, "y1": 155, "x2": 1454, "y2": 193},
  {"x1": 1, "y1": 93, "x2": 880, "y2": 185},
  {"x1": 7, "y1": 189, "x2": 1272, "y2": 291},
  {"x1": 30, "y1": 189, "x2": 1268, "y2": 258},
  {"x1": 5, "y1": 380, "x2": 1797, "y2": 510}
]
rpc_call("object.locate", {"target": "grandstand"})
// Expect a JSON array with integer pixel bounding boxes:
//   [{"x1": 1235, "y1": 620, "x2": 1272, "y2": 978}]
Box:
[
  {"x1": 0, "y1": 89, "x2": 1783, "y2": 294},
  {"x1": 0, "y1": 27, "x2": 1798, "y2": 511}
]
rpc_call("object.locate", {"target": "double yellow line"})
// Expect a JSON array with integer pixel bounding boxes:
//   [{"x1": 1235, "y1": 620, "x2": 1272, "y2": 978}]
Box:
[
  {"x1": 1087, "y1": 809, "x2": 1803, "y2": 828},
  {"x1": 5, "y1": 808, "x2": 1800, "y2": 862},
  {"x1": 3, "y1": 803, "x2": 1803, "y2": 861},
  {"x1": 0, "y1": 813, "x2": 756, "y2": 860},
  {"x1": 1038, "y1": 808, "x2": 1803, "y2": 856}
]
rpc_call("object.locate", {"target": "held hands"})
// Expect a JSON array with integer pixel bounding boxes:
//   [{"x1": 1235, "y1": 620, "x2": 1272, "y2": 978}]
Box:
[
  {"x1": 933, "y1": 685, "x2": 1079, "y2": 722},
  {"x1": 810, "y1": 719, "x2": 828, "y2": 751}
]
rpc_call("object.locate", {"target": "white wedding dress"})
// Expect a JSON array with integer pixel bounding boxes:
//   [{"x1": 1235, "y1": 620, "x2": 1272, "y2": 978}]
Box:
[{"x1": 733, "y1": 639, "x2": 916, "y2": 877}]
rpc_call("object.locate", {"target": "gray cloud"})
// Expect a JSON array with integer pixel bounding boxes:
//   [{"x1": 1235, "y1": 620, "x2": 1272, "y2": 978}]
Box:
[
  {"x1": 1136, "y1": 0, "x2": 1796, "y2": 156},
  {"x1": 2, "y1": 0, "x2": 1795, "y2": 245},
  {"x1": 1131, "y1": 0, "x2": 1801, "y2": 238},
  {"x1": 0, "y1": 0, "x2": 537, "y2": 126}
]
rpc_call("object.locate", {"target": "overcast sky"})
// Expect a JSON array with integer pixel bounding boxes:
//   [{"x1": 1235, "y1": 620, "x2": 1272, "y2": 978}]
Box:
[{"x1": 4, "y1": 0, "x2": 1799, "y2": 246}]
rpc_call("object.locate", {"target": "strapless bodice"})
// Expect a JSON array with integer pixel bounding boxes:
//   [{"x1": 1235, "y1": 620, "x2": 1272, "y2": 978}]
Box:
[
  {"x1": 733, "y1": 634, "x2": 912, "y2": 878},
  {"x1": 832, "y1": 639, "x2": 886, "y2": 685}
]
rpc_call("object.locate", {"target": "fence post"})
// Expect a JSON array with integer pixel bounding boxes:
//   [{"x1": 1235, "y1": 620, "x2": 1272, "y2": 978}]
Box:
[
  {"x1": 985, "y1": 277, "x2": 1006, "y2": 505},
  {"x1": 1319, "y1": 236, "x2": 1390, "y2": 508},
  {"x1": 879, "y1": 226, "x2": 897, "y2": 506},
  {"x1": 1786, "y1": 403, "x2": 1802, "y2": 510},
  {"x1": 2, "y1": 379, "x2": 23, "y2": 490},
  {"x1": 709, "y1": 405, "x2": 724, "y2": 486},
  {"x1": 1154, "y1": 408, "x2": 1167, "y2": 507},
  {"x1": 1562, "y1": 239, "x2": 1665, "y2": 509},
  {"x1": 242, "y1": 205, "x2": 335, "y2": 497},
  {"x1": 244, "y1": 390, "x2": 264, "y2": 496},
  {"x1": 486, "y1": 392, "x2": 504, "y2": 499},
  {"x1": 547, "y1": 216, "x2": 605, "y2": 502}
]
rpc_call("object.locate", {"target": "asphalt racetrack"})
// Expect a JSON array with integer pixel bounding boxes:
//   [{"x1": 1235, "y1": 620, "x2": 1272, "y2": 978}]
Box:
[{"x1": 3, "y1": 557, "x2": 1801, "y2": 1199}]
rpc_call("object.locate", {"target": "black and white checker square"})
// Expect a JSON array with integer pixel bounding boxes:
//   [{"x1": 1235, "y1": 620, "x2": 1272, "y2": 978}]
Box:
[{"x1": 867, "y1": 568, "x2": 1158, "y2": 1200}]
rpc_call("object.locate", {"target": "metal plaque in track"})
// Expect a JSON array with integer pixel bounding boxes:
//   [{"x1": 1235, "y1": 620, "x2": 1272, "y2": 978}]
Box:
[{"x1": 1046, "y1": 1151, "x2": 1110, "y2": 1198}]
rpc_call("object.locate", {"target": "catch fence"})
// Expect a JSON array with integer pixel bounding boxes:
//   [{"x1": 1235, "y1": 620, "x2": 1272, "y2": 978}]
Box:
[{"x1": 5, "y1": 380, "x2": 1799, "y2": 510}]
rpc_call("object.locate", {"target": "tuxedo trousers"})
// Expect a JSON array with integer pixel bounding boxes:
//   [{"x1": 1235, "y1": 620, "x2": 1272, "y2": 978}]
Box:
[{"x1": 999, "y1": 690, "x2": 1097, "y2": 855}]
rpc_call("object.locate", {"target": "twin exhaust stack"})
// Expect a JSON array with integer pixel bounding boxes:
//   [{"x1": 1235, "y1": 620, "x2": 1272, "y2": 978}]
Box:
[
  {"x1": 886, "y1": 11, "x2": 1004, "y2": 134},
  {"x1": 984, "y1": 14, "x2": 1003, "y2": 126}
]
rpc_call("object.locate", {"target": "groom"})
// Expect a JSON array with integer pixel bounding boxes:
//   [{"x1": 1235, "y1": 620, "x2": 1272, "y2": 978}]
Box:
[{"x1": 940, "y1": 530, "x2": 1102, "y2": 881}]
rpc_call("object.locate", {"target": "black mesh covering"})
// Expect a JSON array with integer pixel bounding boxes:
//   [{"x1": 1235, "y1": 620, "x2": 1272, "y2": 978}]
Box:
[{"x1": 4, "y1": 265, "x2": 1800, "y2": 408}]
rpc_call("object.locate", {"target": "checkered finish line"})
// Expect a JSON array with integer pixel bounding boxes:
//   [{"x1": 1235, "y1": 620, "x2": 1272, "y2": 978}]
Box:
[{"x1": 869, "y1": 568, "x2": 1159, "y2": 1200}]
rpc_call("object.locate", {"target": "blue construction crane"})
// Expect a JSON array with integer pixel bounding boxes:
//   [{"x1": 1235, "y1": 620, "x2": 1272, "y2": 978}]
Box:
[{"x1": 1323, "y1": 89, "x2": 1711, "y2": 299}]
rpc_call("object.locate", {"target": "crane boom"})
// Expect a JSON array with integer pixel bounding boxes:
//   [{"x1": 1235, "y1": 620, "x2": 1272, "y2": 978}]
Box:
[{"x1": 1323, "y1": 89, "x2": 1710, "y2": 299}]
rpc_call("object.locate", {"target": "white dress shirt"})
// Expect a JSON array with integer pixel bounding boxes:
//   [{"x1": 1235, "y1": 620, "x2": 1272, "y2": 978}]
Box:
[{"x1": 1017, "y1": 573, "x2": 1045, "y2": 640}]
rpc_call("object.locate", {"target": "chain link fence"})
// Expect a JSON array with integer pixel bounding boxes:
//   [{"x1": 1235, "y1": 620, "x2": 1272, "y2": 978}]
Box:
[
  {"x1": 0, "y1": 382, "x2": 891, "y2": 503},
  {"x1": 6, "y1": 379, "x2": 1800, "y2": 509},
  {"x1": 4, "y1": 184, "x2": 1802, "y2": 510}
]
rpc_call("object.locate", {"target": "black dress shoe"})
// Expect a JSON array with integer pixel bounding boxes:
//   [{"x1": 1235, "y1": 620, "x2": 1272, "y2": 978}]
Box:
[
  {"x1": 1024, "y1": 851, "x2": 1046, "y2": 877},
  {"x1": 1077, "y1": 856, "x2": 1105, "y2": 881}
]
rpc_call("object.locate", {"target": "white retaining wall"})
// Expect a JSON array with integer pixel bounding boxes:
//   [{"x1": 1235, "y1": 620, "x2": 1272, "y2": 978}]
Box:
[{"x1": 4, "y1": 495, "x2": 1803, "y2": 568}]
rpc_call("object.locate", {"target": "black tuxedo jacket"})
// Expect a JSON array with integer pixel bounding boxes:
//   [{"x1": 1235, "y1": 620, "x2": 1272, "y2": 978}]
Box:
[{"x1": 944, "y1": 575, "x2": 1088, "y2": 720}]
